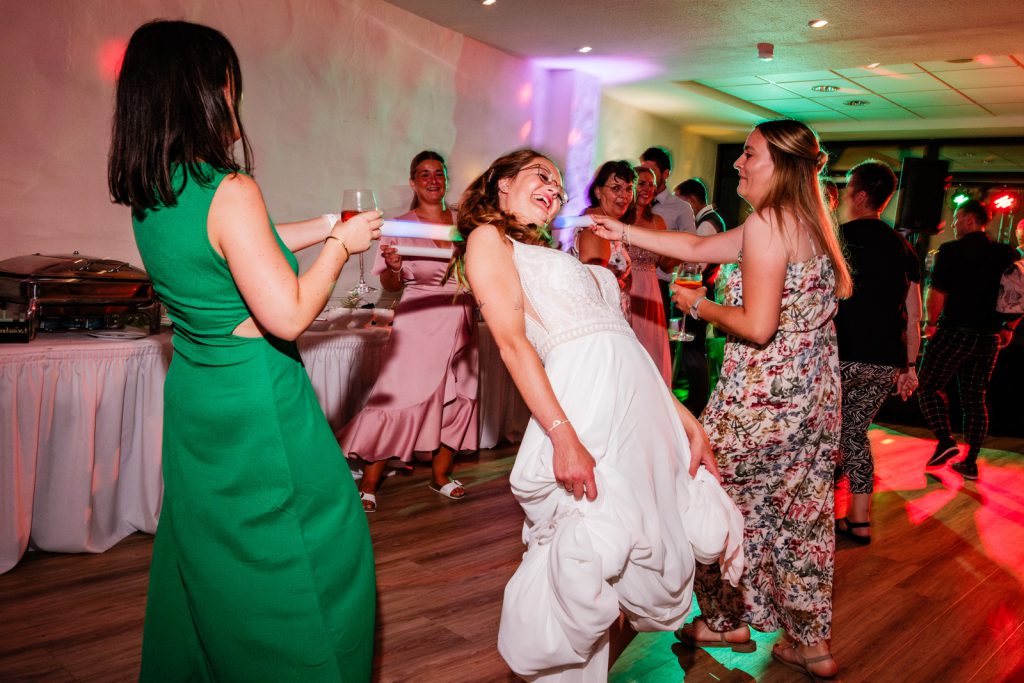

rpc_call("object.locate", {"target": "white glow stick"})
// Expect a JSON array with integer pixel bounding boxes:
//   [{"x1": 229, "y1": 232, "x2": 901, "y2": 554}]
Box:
[
  {"x1": 393, "y1": 245, "x2": 454, "y2": 259},
  {"x1": 381, "y1": 220, "x2": 461, "y2": 241},
  {"x1": 551, "y1": 215, "x2": 594, "y2": 229}
]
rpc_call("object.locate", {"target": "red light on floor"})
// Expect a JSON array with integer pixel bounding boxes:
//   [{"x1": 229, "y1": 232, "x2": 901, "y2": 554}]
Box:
[{"x1": 98, "y1": 38, "x2": 128, "y2": 82}]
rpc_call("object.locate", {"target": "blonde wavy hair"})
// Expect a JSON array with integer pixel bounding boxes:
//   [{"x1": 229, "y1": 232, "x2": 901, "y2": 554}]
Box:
[
  {"x1": 448, "y1": 149, "x2": 556, "y2": 289},
  {"x1": 753, "y1": 119, "x2": 852, "y2": 298}
]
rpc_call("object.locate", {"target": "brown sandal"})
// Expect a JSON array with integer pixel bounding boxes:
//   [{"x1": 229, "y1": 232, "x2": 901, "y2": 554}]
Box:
[
  {"x1": 674, "y1": 618, "x2": 756, "y2": 653},
  {"x1": 771, "y1": 643, "x2": 839, "y2": 681}
]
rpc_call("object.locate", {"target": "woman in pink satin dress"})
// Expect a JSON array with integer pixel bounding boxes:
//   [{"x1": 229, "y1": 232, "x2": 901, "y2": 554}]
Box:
[{"x1": 339, "y1": 151, "x2": 478, "y2": 512}]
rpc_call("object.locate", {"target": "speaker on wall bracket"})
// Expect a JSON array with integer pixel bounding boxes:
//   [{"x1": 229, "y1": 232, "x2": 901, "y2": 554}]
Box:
[{"x1": 894, "y1": 157, "x2": 951, "y2": 233}]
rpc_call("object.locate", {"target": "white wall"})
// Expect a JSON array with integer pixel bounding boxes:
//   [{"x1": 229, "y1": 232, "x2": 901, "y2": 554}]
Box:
[
  {"x1": 0, "y1": 0, "x2": 540, "y2": 297},
  {"x1": 597, "y1": 94, "x2": 719, "y2": 198}
]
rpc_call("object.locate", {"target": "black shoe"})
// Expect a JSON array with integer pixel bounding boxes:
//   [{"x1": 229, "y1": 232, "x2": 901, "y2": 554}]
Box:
[
  {"x1": 926, "y1": 442, "x2": 959, "y2": 468},
  {"x1": 951, "y1": 459, "x2": 978, "y2": 480}
]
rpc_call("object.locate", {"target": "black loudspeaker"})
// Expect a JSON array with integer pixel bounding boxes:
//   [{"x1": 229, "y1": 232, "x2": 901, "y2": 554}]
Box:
[{"x1": 894, "y1": 158, "x2": 950, "y2": 233}]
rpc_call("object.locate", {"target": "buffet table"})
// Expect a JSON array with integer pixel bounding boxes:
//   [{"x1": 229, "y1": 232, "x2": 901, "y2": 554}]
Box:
[{"x1": 0, "y1": 324, "x2": 528, "y2": 574}]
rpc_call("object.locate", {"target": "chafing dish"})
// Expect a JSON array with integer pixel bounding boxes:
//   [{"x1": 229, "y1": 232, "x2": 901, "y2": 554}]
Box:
[{"x1": 0, "y1": 252, "x2": 161, "y2": 342}]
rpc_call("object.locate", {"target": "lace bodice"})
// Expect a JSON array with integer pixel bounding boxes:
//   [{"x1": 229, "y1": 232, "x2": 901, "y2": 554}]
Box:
[
  {"x1": 509, "y1": 239, "x2": 634, "y2": 360},
  {"x1": 626, "y1": 244, "x2": 659, "y2": 271}
]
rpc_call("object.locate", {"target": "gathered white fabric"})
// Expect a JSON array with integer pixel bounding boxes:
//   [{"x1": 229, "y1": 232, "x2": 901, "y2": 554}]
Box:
[
  {"x1": 498, "y1": 240, "x2": 745, "y2": 681},
  {"x1": 683, "y1": 467, "x2": 745, "y2": 586}
]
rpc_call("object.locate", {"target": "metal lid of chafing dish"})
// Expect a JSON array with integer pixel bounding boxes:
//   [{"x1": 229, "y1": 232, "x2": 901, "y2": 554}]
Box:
[{"x1": 0, "y1": 253, "x2": 151, "y2": 281}]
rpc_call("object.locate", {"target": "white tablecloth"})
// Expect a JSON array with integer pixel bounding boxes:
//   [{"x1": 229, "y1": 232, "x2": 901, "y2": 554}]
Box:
[{"x1": 0, "y1": 325, "x2": 528, "y2": 574}]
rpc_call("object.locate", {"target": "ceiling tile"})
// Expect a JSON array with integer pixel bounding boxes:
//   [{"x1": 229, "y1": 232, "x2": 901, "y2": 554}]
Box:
[
  {"x1": 846, "y1": 73, "x2": 946, "y2": 93},
  {"x1": 751, "y1": 98, "x2": 834, "y2": 113},
  {"x1": 760, "y1": 70, "x2": 839, "y2": 83},
  {"x1": 775, "y1": 79, "x2": 868, "y2": 98},
  {"x1": 985, "y1": 102, "x2": 1024, "y2": 116},
  {"x1": 793, "y1": 110, "x2": 857, "y2": 122},
  {"x1": 884, "y1": 90, "x2": 974, "y2": 107},
  {"x1": 909, "y1": 104, "x2": 992, "y2": 118},
  {"x1": 936, "y1": 67, "x2": 1024, "y2": 89},
  {"x1": 916, "y1": 55, "x2": 1018, "y2": 71},
  {"x1": 715, "y1": 83, "x2": 799, "y2": 100},
  {"x1": 698, "y1": 76, "x2": 769, "y2": 88},
  {"x1": 833, "y1": 64, "x2": 924, "y2": 78},
  {"x1": 816, "y1": 95, "x2": 903, "y2": 110},
  {"x1": 961, "y1": 86, "x2": 1024, "y2": 104},
  {"x1": 841, "y1": 108, "x2": 920, "y2": 121}
]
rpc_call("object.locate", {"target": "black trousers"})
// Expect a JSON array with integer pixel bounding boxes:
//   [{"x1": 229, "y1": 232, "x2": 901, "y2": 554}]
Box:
[{"x1": 661, "y1": 279, "x2": 711, "y2": 416}]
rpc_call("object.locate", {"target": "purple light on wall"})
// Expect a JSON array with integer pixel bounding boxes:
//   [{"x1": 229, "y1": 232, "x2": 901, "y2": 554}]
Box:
[{"x1": 531, "y1": 56, "x2": 660, "y2": 85}]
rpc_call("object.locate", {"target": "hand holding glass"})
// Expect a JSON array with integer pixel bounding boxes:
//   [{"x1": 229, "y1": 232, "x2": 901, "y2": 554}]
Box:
[
  {"x1": 342, "y1": 189, "x2": 378, "y2": 301},
  {"x1": 669, "y1": 263, "x2": 703, "y2": 342}
]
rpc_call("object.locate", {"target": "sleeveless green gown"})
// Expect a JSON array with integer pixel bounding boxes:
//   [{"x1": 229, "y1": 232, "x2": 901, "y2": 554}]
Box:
[{"x1": 133, "y1": 165, "x2": 375, "y2": 681}]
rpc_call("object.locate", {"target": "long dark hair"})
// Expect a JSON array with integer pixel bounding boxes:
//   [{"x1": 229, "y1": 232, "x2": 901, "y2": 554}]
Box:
[
  {"x1": 408, "y1": 150, "x2": 447, "y2": 211},
  {"x1": 108, "y1": 20, "x2": 253, "y2": 220},
  {"x1": 622, "y1": 165, "x2": 656, "y2": 224},
  {"x1": 753, "y1": 119, "x2": 851, "y2": 297},
  {"x1": 449, "y1": 149, "x2": 557, "y2": 288}
]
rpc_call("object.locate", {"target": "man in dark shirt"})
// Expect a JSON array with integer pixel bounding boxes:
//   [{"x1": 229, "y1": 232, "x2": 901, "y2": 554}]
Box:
[
  {"x1": 833, "y1": 160, "x2": 922, "y2": 543},
  {"x1": 919, "y1": 199, "x2": 1018, "y2": 480}
]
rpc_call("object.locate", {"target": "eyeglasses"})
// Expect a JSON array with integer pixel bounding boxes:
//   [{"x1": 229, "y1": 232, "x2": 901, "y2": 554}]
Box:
[
  {"x1": 601, "y1": 183, "x2": 635, "y2": 196},
  {"x1": 520, "y1": 164, "x2": 568, "y2": 205}
]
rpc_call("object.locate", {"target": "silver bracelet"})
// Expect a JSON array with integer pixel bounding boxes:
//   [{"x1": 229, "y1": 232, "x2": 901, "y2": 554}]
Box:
[
  {"x1": 546, "y1": 419, "x2": 571, "y2": 435},
  {"x1": 623, "y1": 223, "x2": 631, "y2": 247},
  {"x1": 689, "y1": 295, "x2": 706, "y2": 320}
]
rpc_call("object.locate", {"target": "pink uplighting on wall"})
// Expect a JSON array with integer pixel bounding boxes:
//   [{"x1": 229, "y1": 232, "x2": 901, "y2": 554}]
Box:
[
  {"x1": 531, "y1": 56, "x2": 660, "y2": 85},
  {"x1": 517, "y1": 82, "x2": 533, "y2": 107},
  {"x1": 98, "y1": 38, "x2": 128, "y2": 82},
  {"x1": 519, "y1": 120, "x2": 532, "y2": 141}
]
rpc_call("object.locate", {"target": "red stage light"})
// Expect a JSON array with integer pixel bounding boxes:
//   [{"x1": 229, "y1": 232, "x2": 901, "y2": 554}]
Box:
[{"x1": 992, "y1": 192, "x2": 1017, "y2": 212}]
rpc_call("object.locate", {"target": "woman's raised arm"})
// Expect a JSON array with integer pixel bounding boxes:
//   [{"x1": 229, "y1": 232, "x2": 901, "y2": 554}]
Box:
[{"x1": 590, "y1": 214, "x2": 743, "y2": 265}]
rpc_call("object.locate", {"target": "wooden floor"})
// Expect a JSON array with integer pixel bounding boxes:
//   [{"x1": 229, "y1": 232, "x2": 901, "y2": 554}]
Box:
[{"x1": 2, "y1": 423, "x2": 1024, "y2": 682}]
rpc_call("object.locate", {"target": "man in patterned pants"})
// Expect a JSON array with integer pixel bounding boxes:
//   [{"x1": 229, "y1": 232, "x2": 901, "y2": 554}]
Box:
[{"x1": 919, "y1": 199, "x2": 1017, "y2": 480}]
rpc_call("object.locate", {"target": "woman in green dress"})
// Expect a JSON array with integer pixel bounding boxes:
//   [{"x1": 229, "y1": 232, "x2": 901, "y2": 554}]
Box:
[{"x1": 108, "y1": 21, "x2": 381, "y2": 681}]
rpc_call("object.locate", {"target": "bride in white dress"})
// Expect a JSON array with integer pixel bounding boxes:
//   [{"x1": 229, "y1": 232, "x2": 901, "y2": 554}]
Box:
[{"x1": 457, "y1": 150, "x2": 744, "y2": 681}]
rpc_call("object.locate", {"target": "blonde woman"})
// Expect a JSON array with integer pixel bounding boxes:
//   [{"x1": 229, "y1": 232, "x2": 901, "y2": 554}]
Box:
[{"x1": 593, "y1": 119, "x2": 851, "y2": 681}]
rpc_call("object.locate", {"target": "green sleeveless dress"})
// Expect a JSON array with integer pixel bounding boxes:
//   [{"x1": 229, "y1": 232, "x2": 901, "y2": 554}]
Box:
[{"x1": 133, "y1": 165, "x2": 375, "y2": 681}]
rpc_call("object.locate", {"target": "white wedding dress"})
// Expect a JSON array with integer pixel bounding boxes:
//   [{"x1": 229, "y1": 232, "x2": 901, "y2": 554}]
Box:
[{"x1": 497, "y1": 239, "x2": 743, "y2": 682}]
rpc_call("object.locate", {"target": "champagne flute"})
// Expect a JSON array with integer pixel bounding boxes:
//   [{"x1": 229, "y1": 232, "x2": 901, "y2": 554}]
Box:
[
  {"x1": 341, "y1": 189, "x2": 378, "y2": 301},
  {"x1": 670, "y1": 263, "x2": 703, "y2": 343}
]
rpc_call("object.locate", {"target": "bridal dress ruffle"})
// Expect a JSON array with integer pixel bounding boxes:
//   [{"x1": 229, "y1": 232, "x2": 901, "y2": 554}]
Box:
[{"x1": 496, "y1": 239, "x2": 743, "y2": 682}]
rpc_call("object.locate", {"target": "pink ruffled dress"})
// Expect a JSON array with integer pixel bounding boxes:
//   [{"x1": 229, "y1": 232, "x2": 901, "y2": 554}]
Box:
[{"x1": 338, "y1": 211, "x2": 479, "y2": 461}]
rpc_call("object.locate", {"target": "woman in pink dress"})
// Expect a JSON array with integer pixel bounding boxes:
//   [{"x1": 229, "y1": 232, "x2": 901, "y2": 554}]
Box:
[
  {"x1": 623, "y1": 165, "x2": 672, "y2": 385},
  {"x1": 340, "y1": 151, "x2": 478, "y2": 512}
]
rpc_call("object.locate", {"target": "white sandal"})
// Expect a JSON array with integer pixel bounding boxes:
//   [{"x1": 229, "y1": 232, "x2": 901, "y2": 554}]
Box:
[
  {"x1": 359, "y1": 491, "x2": 377, "y2": 513},
  {"x1": 428, "y1": 479, "x2": 466, "y2": 500}
]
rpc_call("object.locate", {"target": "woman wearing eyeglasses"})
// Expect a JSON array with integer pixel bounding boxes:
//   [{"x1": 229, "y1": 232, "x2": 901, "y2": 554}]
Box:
[
  {"x1": 575, "y1": 161, "x2": 637, "y2": 321},
  {"x1": 455, "y1": 150, "x2": 742, "y2": 681}
]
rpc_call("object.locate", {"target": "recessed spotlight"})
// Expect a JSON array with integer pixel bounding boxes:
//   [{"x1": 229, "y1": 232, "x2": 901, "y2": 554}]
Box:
[
  {"x1": 866, "y1": 62, "x2": 881, "y2": 69},
  {"x1": 808, "y1": 19, "x2": 828, "y2": 28},
  {"x1": 481, "y1": 0, "x2": 496, "y2": 5},
  {"x1": 811, "y1": 85, "x2": 839, "y2": 92},
  {"x1": 578, "y1": 46, "x2": 592, "y2": 54},
  {"x1": 757, "y1": 42, "x2": 774, "y2": 61},
  {"x1": 844, "y1": 99, "x2": 870, "y2": 106}
]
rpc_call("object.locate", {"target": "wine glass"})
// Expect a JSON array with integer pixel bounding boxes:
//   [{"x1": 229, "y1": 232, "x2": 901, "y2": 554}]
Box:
[
  {"x1": 341, "y1": 189, "x2": 378, "y2": 301},
  {"x1": 669, "y1": 263, "x2": 703, "y2": 343}
]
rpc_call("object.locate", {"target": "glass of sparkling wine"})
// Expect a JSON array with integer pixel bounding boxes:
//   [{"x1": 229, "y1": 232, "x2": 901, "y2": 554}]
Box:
[
  {"x1": 341, "y1": 189, "x2": 378, "y2": 300},
  {"x1": 670, "y1": 263, "x2": 703, "y2": 342}
]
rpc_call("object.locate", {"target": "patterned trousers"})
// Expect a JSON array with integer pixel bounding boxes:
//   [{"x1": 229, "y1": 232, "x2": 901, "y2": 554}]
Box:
[
  {"x1": 917, "y1": 328, "x2": 1000, "y2": 448},
  {"x1": 839, "y1": 362, "x2": 899, "y2": 494}
]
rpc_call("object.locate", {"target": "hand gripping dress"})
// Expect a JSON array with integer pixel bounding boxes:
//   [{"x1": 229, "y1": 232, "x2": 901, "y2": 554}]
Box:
[
  {"x1": 496, "y1": 239, "x2": 743, "y2": 682},
  {"x1": 695, "y1": 254, "x2": 841, "y2": 646},
  {"x1": 132, "y1": 166, "x2": 375, "y2": 682},
  {"x1": 339, "y1": 211, "x2": 478, "y2": 462}
]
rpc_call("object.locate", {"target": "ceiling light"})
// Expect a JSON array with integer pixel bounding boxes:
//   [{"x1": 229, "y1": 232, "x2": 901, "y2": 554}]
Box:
[
  {"x1": 844, "y1": 99, "x2": 870, "y2": 106},
  {"x1": 808, "y1": 19, "x2": 828, "y2": 28},
  {"x1": 481, "y1": 0, "x2": 496, "y2": 5},
  {"x1": 757, "y1": 43, "x2": 774, "y2": 61},
  {"x1": 811, "y1": 85, "x2": 839, "y2": 92},
  {"x1": 578, "y1": 46, "x2": 592, "y2": 54},
  {"x1": 866, "y1": 62, "x2": 881, "y2": 69}
]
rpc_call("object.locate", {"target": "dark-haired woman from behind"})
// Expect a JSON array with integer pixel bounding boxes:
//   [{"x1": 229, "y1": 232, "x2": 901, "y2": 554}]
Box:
[
  {"x1": 340, "y1": 151, "x2": 478, "y2": 512},
  {"x1": 109, "y1": 20, "x2": 380, "y2": 681},
  {"x1": 592, "y1": 119, "x2": 852, "y2": 680}
]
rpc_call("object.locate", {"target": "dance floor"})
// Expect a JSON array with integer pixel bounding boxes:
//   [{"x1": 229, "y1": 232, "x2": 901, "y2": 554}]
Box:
[{"x1": 1, "y1": 422, "x2": 1022, "y2": 682}]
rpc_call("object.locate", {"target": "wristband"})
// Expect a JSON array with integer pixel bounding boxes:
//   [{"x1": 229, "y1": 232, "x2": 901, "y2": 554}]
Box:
[
  {"x1": 322, "y1": 213, "x2": 340, "y2": 231},
  {"x1": 689, "y1": 295, "x2": 707, "y2": 320}
]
